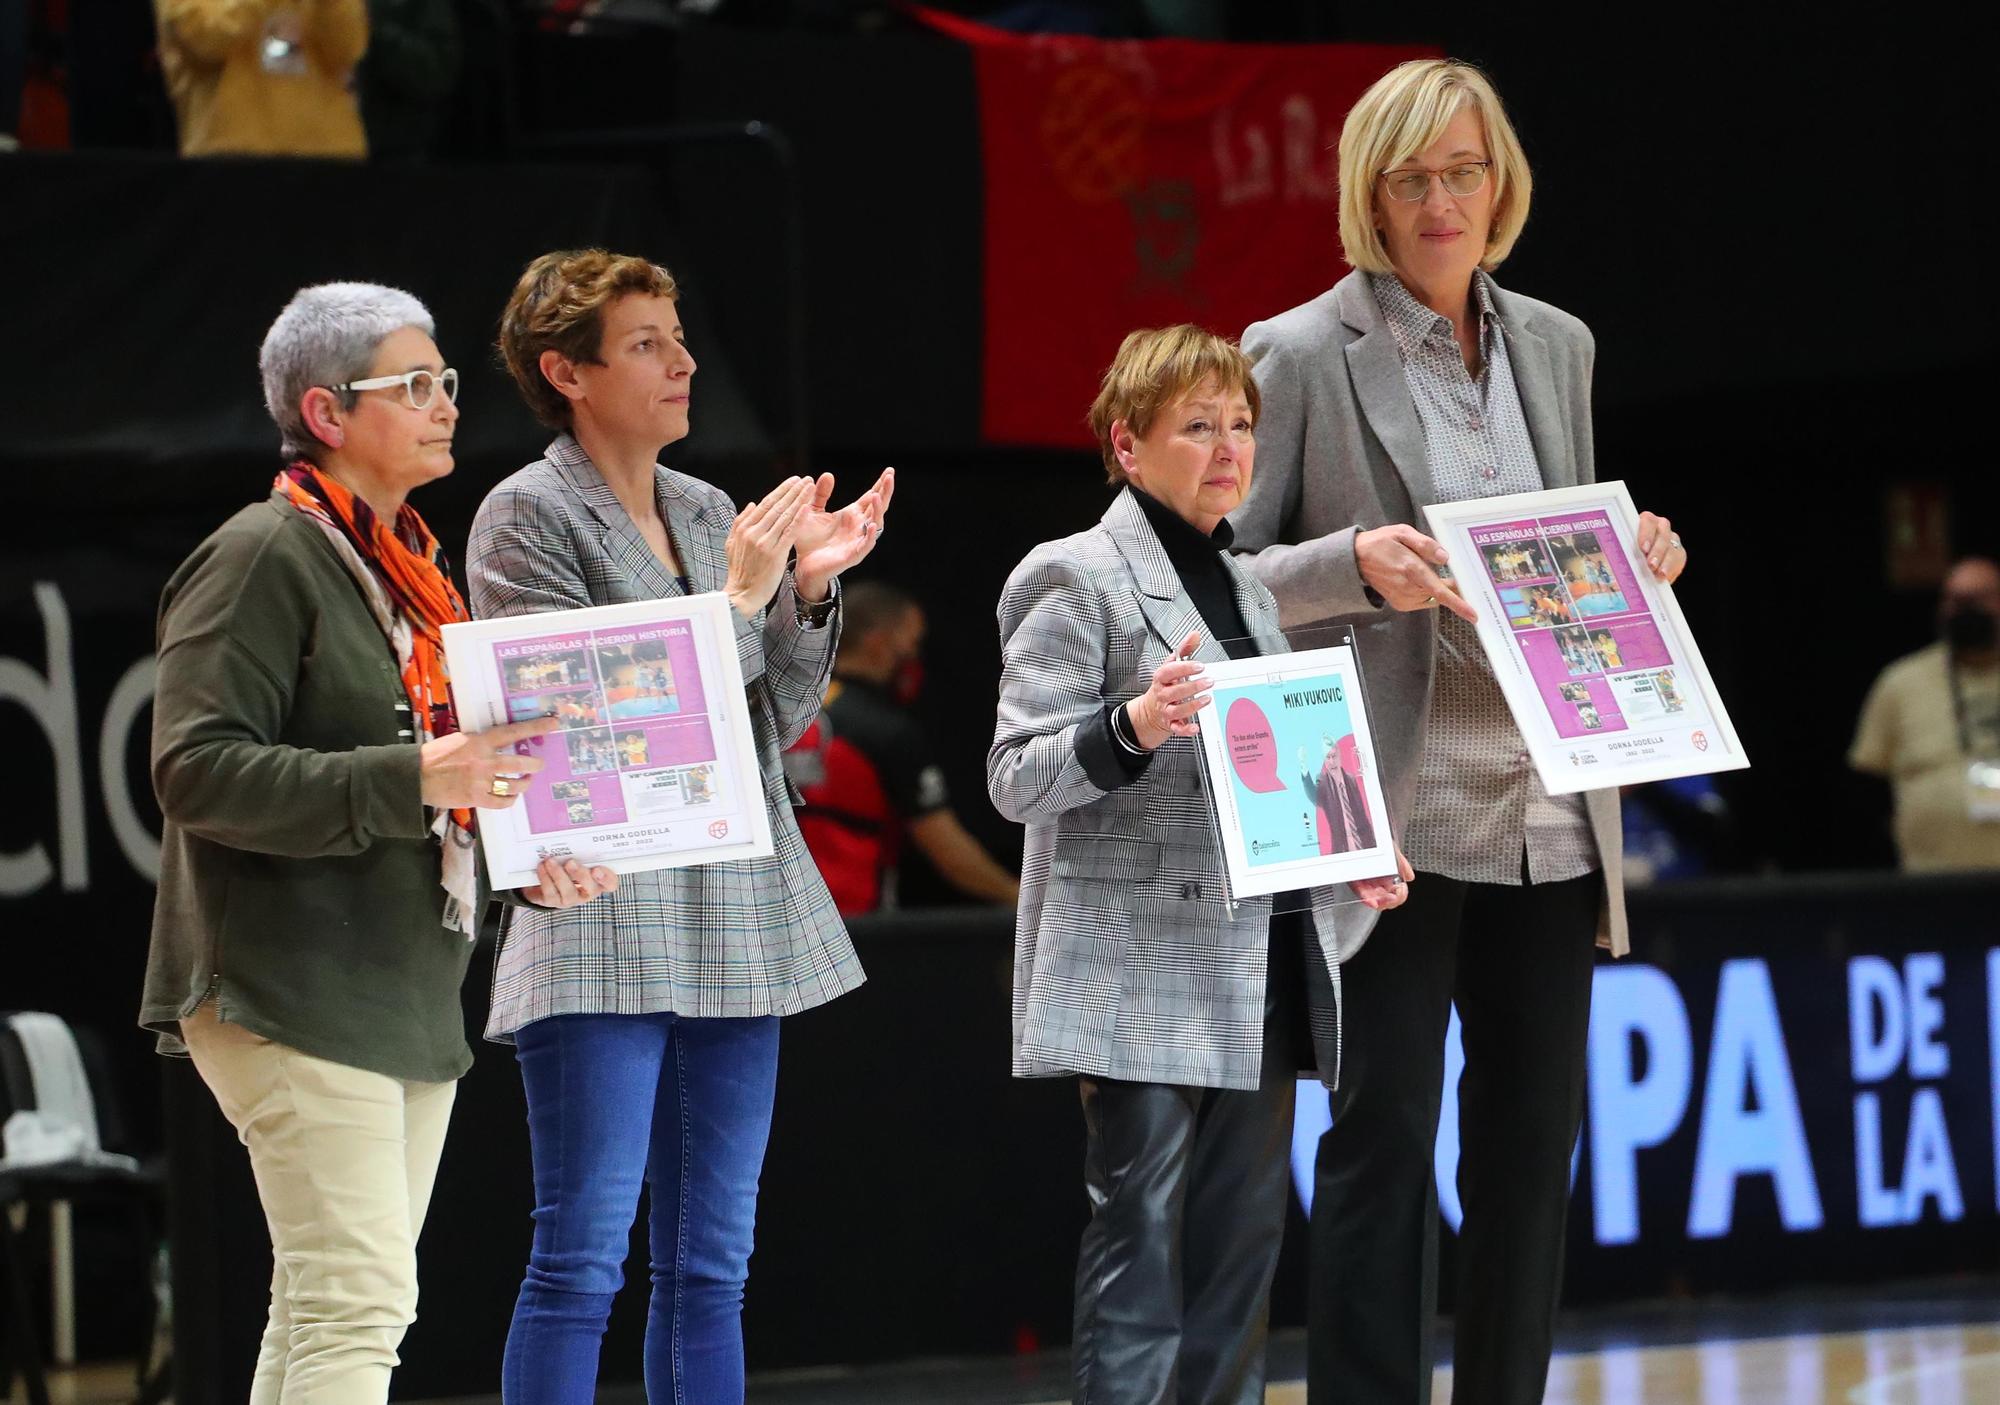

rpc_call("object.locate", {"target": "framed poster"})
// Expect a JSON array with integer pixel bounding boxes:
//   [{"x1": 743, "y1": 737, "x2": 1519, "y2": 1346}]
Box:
[
  {"x1": 1423, "y1": 481, "x2": 1748, "y2": 795},
  {"x1": 1194, "y1": 644, "x2": 1400, "y2": 899},
  {"x1": 442, "y1": 593, "x2": 773, "y2": 888}
]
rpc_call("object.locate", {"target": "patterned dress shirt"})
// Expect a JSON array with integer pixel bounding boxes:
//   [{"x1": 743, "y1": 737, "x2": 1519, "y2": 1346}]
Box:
[{"x1": 1370, "y1": 271, "x2": 1598, "y2": 885}]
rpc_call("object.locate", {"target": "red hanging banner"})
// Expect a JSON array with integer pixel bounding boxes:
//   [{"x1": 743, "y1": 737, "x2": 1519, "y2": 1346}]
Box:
[{"x1": 912, "y1": 9, "x2": 1434, "y2": 447}]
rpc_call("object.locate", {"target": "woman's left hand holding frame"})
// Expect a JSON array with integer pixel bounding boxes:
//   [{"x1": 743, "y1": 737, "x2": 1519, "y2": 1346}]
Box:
[{"x1": 523, "y1": 857, "x2": 621, "y2": 909}]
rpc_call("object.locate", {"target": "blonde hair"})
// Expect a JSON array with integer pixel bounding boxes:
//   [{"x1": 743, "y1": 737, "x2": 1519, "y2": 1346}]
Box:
[
  {"x1": 1087, "y1": 325, "x2": 1259, "y2": 486},
  {"x1": 1337, "y1": 59, "x2": 1533, "y2": 275},
  {"x1": 499, "y1": 249, "x2": 680, "y2": 430}
]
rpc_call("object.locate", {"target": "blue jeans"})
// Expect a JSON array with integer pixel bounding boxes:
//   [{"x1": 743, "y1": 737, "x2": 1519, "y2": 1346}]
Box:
[{"x1": 501, "y1": 1012, "x2": 781, "y2": 1405}]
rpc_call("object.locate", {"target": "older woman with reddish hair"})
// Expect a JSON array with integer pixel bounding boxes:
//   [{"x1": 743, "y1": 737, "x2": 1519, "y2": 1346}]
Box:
[
  {"x1": 1232, "y1": 59, "x2": 1690, "y2": 1404},
  {"x1": 992, "y1": 324, "x2": 1408, "y2": 1405},
  {"x1": 468, "y1": 248, "x2": 893, "y2": 1404}
]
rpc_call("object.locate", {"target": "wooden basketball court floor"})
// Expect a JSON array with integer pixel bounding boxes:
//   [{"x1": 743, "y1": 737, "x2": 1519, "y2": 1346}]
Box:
[
  {"x1": 60, "y1": 1277, "x2": 1971, "y2": 1405},
  {"x1": 736, "y1": 1277, "x2": 2000, "y2": 1405}
]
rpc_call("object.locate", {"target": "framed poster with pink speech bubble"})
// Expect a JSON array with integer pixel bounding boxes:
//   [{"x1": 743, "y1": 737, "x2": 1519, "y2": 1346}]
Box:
[
  {"x1": 1193, "y1": 644, "x2": 1401, "y2": 900},
  {"x1": 1423, "y1": 480, "x2": 1748, "y2": 796}
]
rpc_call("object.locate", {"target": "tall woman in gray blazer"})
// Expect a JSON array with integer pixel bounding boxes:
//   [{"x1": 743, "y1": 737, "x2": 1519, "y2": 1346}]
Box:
[
  {"x1": 1230, "y1": 61, "x2": 1689, "y2": 1405},
  {"x1": 991, "y1": 326, "x2": 1409, "y2": 1405},
  {"x1": 466, "y1": 249, "x2": 892, "y2": 1405}
]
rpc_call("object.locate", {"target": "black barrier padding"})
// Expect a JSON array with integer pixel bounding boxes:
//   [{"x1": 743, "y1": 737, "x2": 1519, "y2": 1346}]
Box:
[{"x1": 157, "y1": 877, "x2": 2000, "y2": 1401}]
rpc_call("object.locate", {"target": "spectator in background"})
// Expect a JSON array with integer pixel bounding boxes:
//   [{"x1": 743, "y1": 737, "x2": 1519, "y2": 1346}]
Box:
[
  {"x1": 359, "y1": 0, "x2": 457, "y2": 160},
  {"x1": 154, "y1": 0, "x2": 368, "y2": 156},
  {"x1": 1850, "y1": 555, "x2": 2000, "y2": 872},
  {"x1": 784, "y1": 581, "x2": 1019, "y2": 913}
]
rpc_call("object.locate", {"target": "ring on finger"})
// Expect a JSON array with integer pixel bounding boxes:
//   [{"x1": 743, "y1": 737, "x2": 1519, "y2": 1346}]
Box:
[{"x1": 490, "y1": 778, "x2": 513, "y2": 798}]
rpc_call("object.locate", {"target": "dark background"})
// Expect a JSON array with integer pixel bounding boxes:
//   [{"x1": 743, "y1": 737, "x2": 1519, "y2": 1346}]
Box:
[{"x1": 1, "y1": 5, "x2": 1993, "y2": 1391}]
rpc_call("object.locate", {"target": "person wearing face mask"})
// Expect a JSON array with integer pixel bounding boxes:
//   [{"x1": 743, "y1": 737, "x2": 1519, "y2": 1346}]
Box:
[
  {"x1": 1229, "y1": 58, "x2": 1692, "y2": 1405},
  {"x1": 1851, "y1": 555, "x2": 2000, "y2": 872},
  {"x1": 783, "y1": 581, "x2": 1020, "y2": 914},
  {"x1": 992, "y1": 325, "x2": 1413, "y2": 1405}
]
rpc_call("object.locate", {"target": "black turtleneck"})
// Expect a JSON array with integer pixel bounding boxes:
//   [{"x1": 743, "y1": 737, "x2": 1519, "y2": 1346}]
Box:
[
  {"x1": 1131, "y1": 488, "x2": 1260, "y2": 661},
  {"x1": 1073, "y1": 488, "x2": 1258, "y2": 793},
  {"x1": 1072, "y1": 487, "x2": 1312, "y2": 1066}
]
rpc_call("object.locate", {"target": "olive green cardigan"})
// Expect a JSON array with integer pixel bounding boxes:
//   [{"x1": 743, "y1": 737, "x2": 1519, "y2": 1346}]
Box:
[{"x1": 139, "y1": 492, "x2": 478, "y2": 1083}]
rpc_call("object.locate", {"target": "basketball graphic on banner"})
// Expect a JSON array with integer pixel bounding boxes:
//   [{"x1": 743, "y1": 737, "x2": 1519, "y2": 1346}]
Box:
[{"x1": 1040, "y1": 64, "x2": 1147, "y2": 203}]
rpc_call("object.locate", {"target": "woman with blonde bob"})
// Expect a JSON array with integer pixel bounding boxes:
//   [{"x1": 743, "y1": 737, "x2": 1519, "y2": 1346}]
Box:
[
  {"x1": 991, "y1": 325, "x2": 1409, "y2": 1405},
  {"x1": 1231, "y1": 60, "x2": 1691, "y2": 1404}
]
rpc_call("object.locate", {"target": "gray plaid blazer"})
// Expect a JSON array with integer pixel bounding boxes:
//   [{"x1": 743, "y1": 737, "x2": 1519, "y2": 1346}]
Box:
[
  {"x1": 466, "y1": 435, "x2": 863, "y2": 1038},
  {"x1": 990, "y1": 488, "x2": 1350, "y2": 1093}
]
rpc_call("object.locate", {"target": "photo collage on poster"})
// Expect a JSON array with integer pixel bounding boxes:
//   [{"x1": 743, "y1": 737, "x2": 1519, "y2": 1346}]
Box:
[
  {"x1": 492, "y1": 620, "x2": 726, "y2": 835},
  {"x1": 1471, "y1": 511, "x2": 1692, "y2": 741}
]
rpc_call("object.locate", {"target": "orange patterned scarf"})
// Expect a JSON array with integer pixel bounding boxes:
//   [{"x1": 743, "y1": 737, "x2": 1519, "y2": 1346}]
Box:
[{"x1": 275, "y1": 462, "x2": 473, "y2": 832}]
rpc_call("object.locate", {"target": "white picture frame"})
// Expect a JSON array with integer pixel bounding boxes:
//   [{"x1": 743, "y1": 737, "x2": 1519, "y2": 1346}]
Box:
[
  {"x1": 1193, "y1": 644, "x2": 1401, "y2": 899},
  {"x1": 441, "y1": 593, "x2": 774, "y2": 889},
  {"x1": 1422, "y1": 481, "x2": 1748, "y2": 795}
]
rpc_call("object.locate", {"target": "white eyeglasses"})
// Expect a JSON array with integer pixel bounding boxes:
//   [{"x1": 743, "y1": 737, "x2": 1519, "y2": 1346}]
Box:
[{"x1": 330, "y1": 367, "x2": 459, "y2": 409}]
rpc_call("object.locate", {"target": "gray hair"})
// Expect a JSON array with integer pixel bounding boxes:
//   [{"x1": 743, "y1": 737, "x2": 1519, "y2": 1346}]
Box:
[{"x1": 259, "y1": 282, "x2": 435, "y2": 460}]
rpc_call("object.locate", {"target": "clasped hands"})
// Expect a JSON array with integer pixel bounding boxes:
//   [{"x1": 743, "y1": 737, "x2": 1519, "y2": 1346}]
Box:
[
  {"x1": 724, "y1": 467, "x2": 897, "y2": 620},
  {"x1": 1354, "y1": 509, "x2": 1687, "y2": 621}
]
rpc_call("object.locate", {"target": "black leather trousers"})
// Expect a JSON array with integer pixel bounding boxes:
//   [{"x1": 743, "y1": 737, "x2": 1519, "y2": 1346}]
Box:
[{"x1": 1068, "y1": 921, "x2": 1303, "y2": 1405}]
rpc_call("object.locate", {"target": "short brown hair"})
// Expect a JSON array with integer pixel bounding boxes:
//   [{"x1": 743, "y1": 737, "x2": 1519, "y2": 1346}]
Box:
[
  {"x1": 498, "y1": 249, "x2": 680, "y2": 429},
  {"x1": 1086, "y1": 325, "x2": 1260, "y2": 485}
]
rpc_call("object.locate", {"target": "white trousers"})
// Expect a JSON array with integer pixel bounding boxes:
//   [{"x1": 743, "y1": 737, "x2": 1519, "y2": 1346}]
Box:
[{"x1": 182, "y1": 1003, "x2": 455, "y2": 1405}]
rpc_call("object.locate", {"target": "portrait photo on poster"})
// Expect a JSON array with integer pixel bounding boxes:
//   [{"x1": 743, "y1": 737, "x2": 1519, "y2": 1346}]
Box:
[
  {"x1": 1193, "y1": 643, "x2": 1401, "y2": 901},
  {"x1": 441, "y1": 592, "x2": 774, "y2": 888},
  {"x1": 1423, "y1": 480, "x2": 1748, "y2": 796}
]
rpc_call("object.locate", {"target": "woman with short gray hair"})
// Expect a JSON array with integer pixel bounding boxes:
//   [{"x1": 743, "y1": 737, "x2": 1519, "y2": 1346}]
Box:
[{"x1": 139, "y1": 282, "x2": 614, "y2": 1402}]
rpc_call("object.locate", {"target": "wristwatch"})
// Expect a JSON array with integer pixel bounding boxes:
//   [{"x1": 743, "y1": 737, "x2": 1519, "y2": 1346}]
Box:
[{"x1": 795, "y1": 580, "x2": 839, "y2": 629}]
